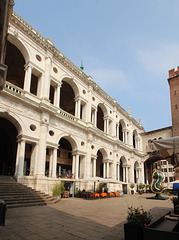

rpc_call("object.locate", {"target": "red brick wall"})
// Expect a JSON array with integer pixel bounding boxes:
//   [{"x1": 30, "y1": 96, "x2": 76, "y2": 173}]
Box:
[{"x1": 168, "y1": 74, "x2": 179, "y2": 136}]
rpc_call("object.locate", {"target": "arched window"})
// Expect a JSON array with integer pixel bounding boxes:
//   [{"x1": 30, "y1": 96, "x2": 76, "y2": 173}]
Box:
[
  {"x1": 133, "y1": 130, "x2": 137, "y2": 149},
  {"x1": 60, "y1": 81, "x2": 75, "y2": 116},
  {"x1": 96, "y1": 150, "x2": 103, "y2": 178},
  {"x1": 5, "y1": 41, "x2": 25, "y2": 88},
  {"x1": 119, "y1": 123, "x2": 123, "y2": 141},
  {"x1": 97, "y1": 106, "x2": 104, "y2": 131}
]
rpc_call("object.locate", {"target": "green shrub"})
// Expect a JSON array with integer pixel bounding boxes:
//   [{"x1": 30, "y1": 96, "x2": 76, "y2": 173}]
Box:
[
  {"x1": 165, "y1": 188, "x2": 172, "y2": 195},
  {"x1": 96, "y1": 183, "x2": 103, "y2": 193},
  {"x1": 52, "y1": 182, "x2": 65, "y2": 197},
  {"x1": 130, "y1": 183, "x2": 135, "y2": 189},
  {"x1": 145, "y1": 184, "x2": 150, "y2": 189},
  {"x1": 75, "y1": 187, "x2": 79, "y2": 194},
  {"x1": 139, "y1": 183, "x2": 145, "y2": 190}
]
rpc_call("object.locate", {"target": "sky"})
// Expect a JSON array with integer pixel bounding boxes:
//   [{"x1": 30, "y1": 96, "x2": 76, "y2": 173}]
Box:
[{"x1": 13, "y1": 0, "x2": 179, "y2": 132}]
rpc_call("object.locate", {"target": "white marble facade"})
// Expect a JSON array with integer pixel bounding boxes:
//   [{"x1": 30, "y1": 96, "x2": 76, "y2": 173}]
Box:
[{"x1": 0, "y1": 11, "x2": 145, "y2": 195}]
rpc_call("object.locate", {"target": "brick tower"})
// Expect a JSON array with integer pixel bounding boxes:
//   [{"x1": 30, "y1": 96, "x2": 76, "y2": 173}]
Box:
[{"x1": 168, "y1": 67, "x2": 179, "y2": 179}]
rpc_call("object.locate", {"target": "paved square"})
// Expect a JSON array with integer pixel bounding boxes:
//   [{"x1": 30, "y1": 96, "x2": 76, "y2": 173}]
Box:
[{"x1": 0, "y1": 193, "x2": 173, "y2": 240}]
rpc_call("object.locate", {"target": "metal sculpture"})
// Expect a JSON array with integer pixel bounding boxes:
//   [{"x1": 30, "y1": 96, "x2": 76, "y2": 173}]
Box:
[{"x1": 147, "y1": 169, "x2": 168, "y2": 200}]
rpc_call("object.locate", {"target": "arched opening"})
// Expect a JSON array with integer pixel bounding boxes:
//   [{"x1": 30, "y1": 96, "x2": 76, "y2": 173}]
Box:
[
  {"x1": 0, "y1": 117, "x2": 18, "y2": 176},
  {"x1": 119, "y1": 123, "x2": 123, "y2": 141},
  {"x1": 97, "y1": 106, "x2": 104, "y2": 131},
  {"x1": 5, "y1": 41, "x2": 25, "y2": 88},
  {"x1": 134, "y1": 161, "x2": 139, "y2": 184},
  {"x1": 60, "y1": 81, "x2": 75, "y2": 116},
  {"x1": 133, "y1": 130, "x2": 137, "y2": 149},
  {"x1": 120, "y1": 159, "x2": 123, "y2": 181},
  {"x1": 144, "y1": 154, "x2": 164, "y2": 184},
  {"x1": 57, "y1": 138, "x2": 73, "y2": 178},
  {"x1": 96, "y1": 150, "x2": 103, "y2": 177}
]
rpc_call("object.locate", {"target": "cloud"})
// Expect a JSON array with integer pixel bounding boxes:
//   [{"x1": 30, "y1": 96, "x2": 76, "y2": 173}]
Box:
[
  {"x1": 89, "y1": 68, "x2": 130, "y2": 91},
  {"x1": 137, "y1": 42, "x2": 179, "y2": 77}
]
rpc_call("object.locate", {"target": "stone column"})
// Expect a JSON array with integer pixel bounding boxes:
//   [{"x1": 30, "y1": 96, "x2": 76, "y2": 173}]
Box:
[
  {"x1": 124, "y1": 131, "x2": 128, "y2": 144},
  {"x1": 106, "y1": 118, "x2": 109, "y2": 134},
  {"x1": 103, "y1": 162, "x2": 106, "y2": 178},
  {"x1": 116, "y1": 164, "x2": 119, "y2": 180},
  {"x1": 24, "y1": 65, "x2": 32, "y2": 92},
  {"x1": 75, "y1": 101, "x2": 78, "y2": 117},
  {"x1": 30, "y1": 143, "x2": 38, "y2": 176},
  {"x1": 107, "y1": 161, "x2": 109, "y2": 178},
  {"x1": 141, "y1": 163, "x2": 145, "y2": 183},
  {"x1": 166, "y1": 161, "x2": 169, "y2": 183},
  {"x1": 15, "y1": 141, "x2": 20, "y2": 176},
  {"x1": 87, "y1": 88, "x2": 92, "y2": 123},
  {"x1": 84, "y1": 140, "x2": 92, "y2": 178},
  {"x1": 72, "y1": 155, "x2": 76, "y2": 178},
  {"x1": 93, "y1": 158, "x2": 96, "y2": 177},
  {"x1": 36, "y1": 121, "x2": 48, "y2": 176},
  {"x1": 138, "y1": 169, "x2": 140, "y2": 182},
  {"x1": 75, "y1": 154, "x2": 79, "y2": 179},
  {"x1": 104, "y1": 119, "x2": 106, "y2": 133},
  {"x1": 77, "y1": 99, "x2": 81, "y2": 118},
  {"x1": 48, "y1": 149, "x2": 53, "y2": 178},
  {"x1": 52, "y1": 148, "x2": 57, "y2": 178},
  {"x1": 38, "y1": 73, "x2": 44, "y2": 98},
  {"x1": 113, "y1": 154, "x2": 117, "y2": 180},
  {"x1": 116, "y1": 124, "x2": 119, "y2": 138},
  {"x1": 16, "y1": 140, "x2": 26, "y2": 178},
  {"x1": 43, "y1": 56, "x2": 51, "y2": 99},
  {"x1": 94, "y1": 109, "x2": 97, "y2": 127},
  {"x1": 55, "y1": 83, "x2": 61, "y2": 108},
  {"x1": 126, "y1": 167, "x2": 129, "y2": 183},
  {"x1": 127, "y1": 131, "x2": 129, "y2": 145},
  {"x1": 123, "y1": 131, "x2": 125, "y2": 143},
  {"x1": 123, "y1": 167, "x2": 126, "y2": 182}
]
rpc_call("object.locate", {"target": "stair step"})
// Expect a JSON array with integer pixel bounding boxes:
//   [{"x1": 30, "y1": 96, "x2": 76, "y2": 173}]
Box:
[
  {"x1": 7, "y1": 202, "x2": 47, "y2": 208},
  {"x1": 2, "y1": 196, "x2": 45, "y2": 201},
  {"x1": 5, "y1": 199, "x2": 45, "y2": 204},
  {"x1": 0, "y1": 175, "x2": 60, "y2": 208}
]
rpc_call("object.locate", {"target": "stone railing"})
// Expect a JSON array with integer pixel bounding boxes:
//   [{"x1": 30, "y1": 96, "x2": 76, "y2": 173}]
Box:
[
  {"x1": 56, "y1": 108, "x2": 76, "y2": 121},
  {"x1": 5, "y1": 82, "x2": 24, "y2": 96}
]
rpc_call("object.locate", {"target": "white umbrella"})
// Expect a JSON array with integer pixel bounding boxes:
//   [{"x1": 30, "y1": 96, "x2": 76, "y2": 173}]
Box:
[{"x1": 80, "y1": 177, "x2": 123, "y2": 192}]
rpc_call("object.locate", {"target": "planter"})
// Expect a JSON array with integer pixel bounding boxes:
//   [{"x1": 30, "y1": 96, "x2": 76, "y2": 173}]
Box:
[
  {"x1": 144, "y1": 212, "x2": 179, "y2": 240},
  {"x1": 131, "y1": 190, "x2": 134, "y2": 194},
  {"x1": 174, "y1": 202, "x2": 179, "y2": 214},
  {"x1": 124, "y1": 223, "x2": 144, "y2": 240}
]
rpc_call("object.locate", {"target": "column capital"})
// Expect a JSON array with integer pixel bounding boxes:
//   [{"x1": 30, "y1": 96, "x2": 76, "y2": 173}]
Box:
[
  {"x1": 24, "y1": 61, "x2": 33, "y2": 69},
  {"x1": 58, "y1": 82, "x2": 62, "y2": 88}
]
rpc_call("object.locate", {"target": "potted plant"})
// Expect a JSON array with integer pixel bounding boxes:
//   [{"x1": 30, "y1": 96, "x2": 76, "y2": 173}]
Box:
[
  {"x1": 138, "y1": 183, "x2": 145, "y2": 194},
  {"x1": 145, "y1": 184, "x2": 150, "y2": 193},
  {"x1": 52, "y1": 181, "x2": 65, "y2": 198},
  {"x1": 171, "y1": 197, "x2": 179, "y2": 214},
  {"x1": 130, "y1": 183, "x2": 135, "y2": 194},
  {"x1": 96, "y1": 183, "x2": 103, "y2": 193},
  {"x1": 75, "y1": 187, "x2": 79, "y2": 197},
  {"x1": 165, "y1": 188, "x2": 172, "y2": 196},
  {"x1": 124, "y1": 207, "x2": 152, "y2": 240}
]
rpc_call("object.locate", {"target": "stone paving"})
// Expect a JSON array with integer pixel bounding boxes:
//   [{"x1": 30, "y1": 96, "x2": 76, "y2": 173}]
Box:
[{"x1": 0, "y1": 193, "x2": 173, "y2": 240}]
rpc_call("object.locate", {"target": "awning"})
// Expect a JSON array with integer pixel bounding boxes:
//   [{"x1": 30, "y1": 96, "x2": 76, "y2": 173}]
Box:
[{"x1": 150, "y1": 136, "x2": 179, "y2": 167}]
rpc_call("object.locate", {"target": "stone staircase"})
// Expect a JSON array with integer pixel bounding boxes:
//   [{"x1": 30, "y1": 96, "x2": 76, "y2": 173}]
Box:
[{"x1": 0, "y1": 175, "x2": 60, "y2": 208}]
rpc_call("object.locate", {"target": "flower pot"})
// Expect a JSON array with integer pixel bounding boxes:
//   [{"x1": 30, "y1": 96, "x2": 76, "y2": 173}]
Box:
[
  {"x1": 124, "y1": 223, "x2": 144, "y2": 240},
  {"x1": 131, "y1": 190, "x2": 134, "y2": 194}
]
